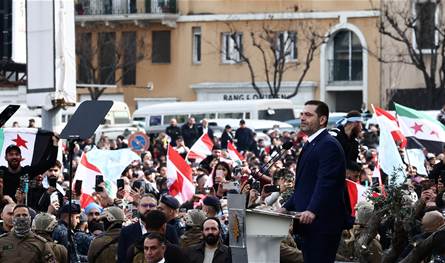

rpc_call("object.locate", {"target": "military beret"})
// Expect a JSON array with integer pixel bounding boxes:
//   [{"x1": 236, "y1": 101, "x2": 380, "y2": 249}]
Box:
[
  {"x1": 160, "y1": 195, "x2": 180, "y2": 210},
  {"x1": 203, "y1": 196, "x2": 221, "y2": 208},
  {"x1": 59, "y1": 203, "x2": 81, "y2": 215}
]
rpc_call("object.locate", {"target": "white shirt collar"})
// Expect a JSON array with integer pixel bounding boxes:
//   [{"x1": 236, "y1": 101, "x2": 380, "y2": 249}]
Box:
[
  {"x1": 158, "y1": 258, "x2": 165, "y2": 263},
  {"x1": 139, "y1": 219, "x2": 147, "y2": 235},
  {"x1": 307, "y1": 128, "x2": 326, "y2": 143}
]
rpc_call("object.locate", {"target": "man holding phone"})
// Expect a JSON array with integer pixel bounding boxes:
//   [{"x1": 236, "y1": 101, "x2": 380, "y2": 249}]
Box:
[
  {"x1": 36, "y1": 161, "x2": 65, "y2": 213},
  {"x1": 0, "y1": 134, "x2": 59, "y2": 202}
]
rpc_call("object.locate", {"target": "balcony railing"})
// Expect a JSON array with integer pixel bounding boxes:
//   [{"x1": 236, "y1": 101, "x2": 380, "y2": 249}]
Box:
[
  {"x1": 327, "y1": 59, "x2": 363, "y2": 85},
  {"x1": 75, "y1": 0, "x2": 177, "y2": 16}
]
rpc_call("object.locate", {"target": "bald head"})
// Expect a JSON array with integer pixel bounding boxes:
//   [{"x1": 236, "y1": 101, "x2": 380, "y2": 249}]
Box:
[
  {"x1": 422, "y1": 211, "x2": 445, "y2": 232},
  {"x1": 1, "y1": 204, "x2": 16, "y2": 231}
]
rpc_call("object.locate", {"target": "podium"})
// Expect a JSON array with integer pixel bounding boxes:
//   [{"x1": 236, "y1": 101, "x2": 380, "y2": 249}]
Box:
[{"x1": 245, "y1": 209, "x2": 297, "y2": 263}]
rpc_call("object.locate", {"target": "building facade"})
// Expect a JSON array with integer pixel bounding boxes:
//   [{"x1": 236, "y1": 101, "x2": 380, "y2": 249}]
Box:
[{"x1": 73, "y1": 0, "x2": 382, "y2": 113}]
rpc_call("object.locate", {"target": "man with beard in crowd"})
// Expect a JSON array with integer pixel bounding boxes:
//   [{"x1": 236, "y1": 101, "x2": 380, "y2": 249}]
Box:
[
  {"x1": 128, "y1": 210, "x2": 186, "y2": 263},
  {"x1": 329, "y1": 110, "x2": 362, "y2": 170},
  {"x1": 0, "y1": 135, "x2": 59, "y2": 201},
  {"x1": 185, "y1": 217, "x2": 231, "y2": 263},
  {"x1": 0, "y1": 205, "x2": 57, "y2": 262},
  {"x1": 88, "y1": 206, "x2": 126, "y2": 263},
  {"x1": 118, "y1": 195, "x2": 179, "y2": 263},
  {"x1": 52, "y1": 203, "x2": 87, "y2": 262},
  {"x1": 166, "y1": 118, "x2": 182, "y2": 147},
  {"x1": 158, "y1": 195, "x2": 185, "y2": 238},
  {"x1": 181, "y1": 117, "x2": 200, "y2": 148}
]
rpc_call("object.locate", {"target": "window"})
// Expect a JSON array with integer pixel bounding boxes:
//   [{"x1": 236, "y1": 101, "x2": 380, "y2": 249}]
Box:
[
  {"x1": 78, "y1": 32, "x2": 92, "y2": 83},
  {"x1": 152, "y1": 31, "x2": 171, "y2": 63},
  {"x1": 221, "y1": 32, "x2": 243, "y2": 63},
  {"x1": 122, "y1": 31, "x2": 136, "y2": 85},
  {"x1": 258, "y1": 109, "x2": 295, "y2": 121},
  {"x1": 330, "y1": 30, "x2": 362, "y2": 82},
  {"x1": 163, "y1": 114, "x2": 187, "y2": 125},
  {"x1": 414, "y1": 0, "x2": 438, "y2": 50},
  {"x1": 98, "y1": 32, "x2": 116, "y2": 84},
  {"x1": 276, "y1": 31, "x2": 297, "y2": 61},
  {"x1": 192, "y1": 27, "x2": 201, "y2": 64},
  {"x1": 0, "y1": 0, "x2": 12, "y2": 60},
  {"x1": 218, "y1": 112, "x2": 243, "y2": 119},
  {"x1": 149, "y1": 116, "x2": 161, "y2": 126}
]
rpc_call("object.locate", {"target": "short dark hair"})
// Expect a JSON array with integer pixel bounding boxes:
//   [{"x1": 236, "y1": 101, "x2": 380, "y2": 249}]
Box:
[
  {"x1": 13, "y1": 204, "x2": 29, "y2": 214},
  {"x1": 304, "y1": 100, "x2": 329, "y2": 127},
  {"x1": 5, "y1": 145, "x2": 21, "y2": 155},
  {"x1": 145, "y1": 232, "x2": 166, "y2": 245},
  {"x1": 202, "y1": 217, "x2": 221, "y2": 231},
  {"x1": 53, "y1": 160, "x2": 62, "y2": 169},
  {"x1": 143, "y1": 210, "x2": 167, "y2": 231}
]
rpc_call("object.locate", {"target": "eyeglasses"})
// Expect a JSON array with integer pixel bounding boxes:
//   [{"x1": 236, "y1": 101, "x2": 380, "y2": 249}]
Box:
[
  {"x1": 140, "y1": 203, "x2": 157, "y2": 208},
  {"x1": 88, "y1": 212, "x2": 100, "y2": 216}
]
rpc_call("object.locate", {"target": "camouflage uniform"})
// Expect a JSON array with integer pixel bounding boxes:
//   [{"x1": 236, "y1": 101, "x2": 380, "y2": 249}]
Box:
[
  {"x1": 87, "y1": 228, "x2": 121, "y2": 263},
  {"x1": 0, "y1": 231, "x2": 56, "y2": 263},
  {"x1": 32, "y1": 212, "x2": 68, "y2": 263},
  {"x1": 280, "y1": 233, "x2": 304, "y2": 263},
  {"x1": 87, "y1": 206, "x2": 125, "y2": 263},
  {"x1": 180, "y1": 226, "x2": 203, "y2": 249}
]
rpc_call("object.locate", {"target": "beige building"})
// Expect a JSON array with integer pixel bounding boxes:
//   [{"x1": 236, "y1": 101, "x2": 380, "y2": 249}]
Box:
[{"x1": 75, "y1": 0, "x2": 381, "y2": 113}]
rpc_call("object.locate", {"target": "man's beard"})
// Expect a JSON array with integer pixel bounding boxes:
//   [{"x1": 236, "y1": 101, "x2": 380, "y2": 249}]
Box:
[
  {"x1": 204, "y1": 234, "x2": 219, "y2": 245},
  {"x1": 7, "y1": 160, "x2": 20, "y2": 169}
]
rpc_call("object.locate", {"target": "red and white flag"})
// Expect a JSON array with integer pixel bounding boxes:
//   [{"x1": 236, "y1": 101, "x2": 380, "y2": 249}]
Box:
[
  {"x1": 73, "y1": 148, "x2": 140, "y2": 208},
  {"x1": 227, "y1": 141, "x2": 244, "y2": 165},
  {"x1": 346, "y1": 179, "x2": 368, "y2": 217},
  {"x1": 167, "y1": 146, "x2": 195, "y2": 203},
  {"x1": 186, "y1": 133, "x2": 214, "y2": 162},
  {"x1": 373, "y1": 106, "x2": 407, "y2": 148}
]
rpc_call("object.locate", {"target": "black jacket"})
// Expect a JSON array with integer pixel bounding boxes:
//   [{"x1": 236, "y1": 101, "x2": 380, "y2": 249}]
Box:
[
  {"x1": 117, "y1": 221, "x2": 179, "y2": 263},
  {"x1": 185, "y1": 241, "x2": 232, "y2": 263},
  {"x1": 165, "y1": 125, "x2": 182, "y2": 146},
  {"x1": 181, "y1": 124, "x2": 200, "y2": 148}
]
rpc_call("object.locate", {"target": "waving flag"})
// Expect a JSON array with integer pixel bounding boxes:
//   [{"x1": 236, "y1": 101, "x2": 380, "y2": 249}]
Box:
[
  {"x1": 73, "y1": 147, "x2": 140, "y2": 208},
  {"x1": 373, "y1": 106, "x2": 407, "y2": 147},
  {"x1": 167, "y1": 146, "x2": 195, "y2": 203},
  {"x1": 186, "y1": 133, "x2": 213, "y2": 162},
  {"x1": 227, "y1": 141, "x2": 244, "y2": 165},
  {"x1": 346, "y1": 179, "x2": 368, "y2": 217},
  {"x1": 0, "y1": 128, "x2": 54, "y2": 166},
  {"x1": 395, "y1": 103, "x2": 445, "y2": 153}
]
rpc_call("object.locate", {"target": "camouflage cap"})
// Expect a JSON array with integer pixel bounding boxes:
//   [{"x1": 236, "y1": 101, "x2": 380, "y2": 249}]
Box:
[
  {"x1": 273, "y1": 168, "x2": 294, "y2": 181},
  {"x1": 32, "y1": 212, "x2": 58, "y2": 232},
  {"x1": 100, "y1": 206, "x2": 125, "y2": 222}
]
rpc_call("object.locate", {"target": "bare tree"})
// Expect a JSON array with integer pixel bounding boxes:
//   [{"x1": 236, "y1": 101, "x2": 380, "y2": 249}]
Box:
[
  {"x1": 377, "y1": 0, "x2": 445, "y2": 106},
  {"x1": 76, "y1": 30, "x2": 149, "y2": 100},
  {"x1": 222, "y1": 22, "x2": 328, "y2": 99}
]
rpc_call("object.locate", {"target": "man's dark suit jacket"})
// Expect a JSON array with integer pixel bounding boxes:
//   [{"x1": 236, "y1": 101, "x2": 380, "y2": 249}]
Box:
[
  {"x1": 117, "y1": 221, "x2": 179, "y2": 263},
  {"x1": 284, "y1": 129, "x2": 348, "y2": 235}
]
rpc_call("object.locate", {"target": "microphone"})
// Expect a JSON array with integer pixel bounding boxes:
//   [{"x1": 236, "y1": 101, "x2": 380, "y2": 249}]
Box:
[{"x1": 252, "y1": 141, "x2": 293, "y2": 179}]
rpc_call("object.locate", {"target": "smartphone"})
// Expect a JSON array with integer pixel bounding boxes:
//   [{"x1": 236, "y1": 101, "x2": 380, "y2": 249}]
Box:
[
  {"x1": 74, "y1": 180, "x2": 82, "y2": 196},
  {"x1": 50, "y1": 192, "x2": 59, "y2": 205},
  {"x1": 117, "y1": 179, "x2": 124, "y2": 190},
  {"x1": 222, "y1": 181, "x2": 240, "y2": 191},
  {"x1": 95, "y1": 175, "x2": 104, "y2": 192},
  {"x1": 132, "y1": 180, "x2": 143, "y2": 190},
  {"x1": 264, "y1": 185, "x2": 280, "y2": 193},
  {"x1": 48, "y1": 177, "x2": 57, "y2": 188}
]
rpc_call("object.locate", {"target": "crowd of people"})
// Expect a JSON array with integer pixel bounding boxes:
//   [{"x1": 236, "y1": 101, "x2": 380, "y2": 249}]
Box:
[{"x1": 0, "y1": 100, "x2": 444, "y2": 263}]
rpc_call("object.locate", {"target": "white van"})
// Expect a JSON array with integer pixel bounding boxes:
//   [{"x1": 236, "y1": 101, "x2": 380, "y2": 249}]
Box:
[{"x1": 132, "y1": 99, "x2": 295, "y2": 128}]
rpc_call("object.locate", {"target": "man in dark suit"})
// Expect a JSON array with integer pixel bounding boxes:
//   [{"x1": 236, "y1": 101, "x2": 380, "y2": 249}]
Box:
[
  {"x1": 117, "y1": 195, "x2": 179, "y2": 263},
  {"x1": 279, "y1": 100, "x2": 348, "y2": 263}
]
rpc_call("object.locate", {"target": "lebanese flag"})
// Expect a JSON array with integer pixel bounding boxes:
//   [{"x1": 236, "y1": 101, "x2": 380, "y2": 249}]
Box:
[
  {"x1": 73, "y1": 148, "x2": 140, "y2": 208},
  {"x1": 346, "y1": 179, "x2": 368, "y2": 217},
  {"x1": 0, "y1": 128, "x2": 54, "y2": 166},
  {"x1": 395, "y1": 102, "x2": 445, "y2": 154},
  {"x1": 186, "y1": 133, "x2": 213, "y2": 162},
  {"x1": 227, "y1": 141, "x2": 244, "y2": 165},
  {"x1": 373, "y1": 106, "x2": 407, "y2": 148},
  {"x1": 167, "y1": 146, "x2": 195, "y2": 204}
]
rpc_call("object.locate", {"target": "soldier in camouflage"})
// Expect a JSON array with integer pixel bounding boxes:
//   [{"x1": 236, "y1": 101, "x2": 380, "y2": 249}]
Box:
[
  {"x1": 87, "y1": 206, "x2": 125, "y2": 263},
  {"x1": 0, "y1": 205, "x2": 56, "y2": 263},
  {"x1": 32, "y1": 212, "x2": 68, "y2": 263}
]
